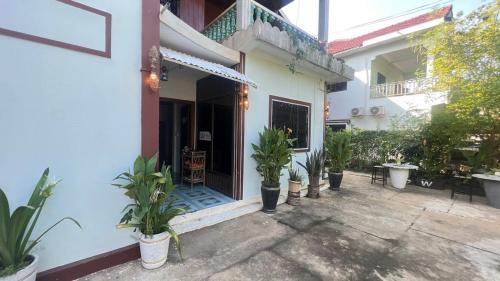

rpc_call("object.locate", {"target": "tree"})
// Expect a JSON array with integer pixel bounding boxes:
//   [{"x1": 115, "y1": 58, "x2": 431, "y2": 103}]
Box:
[{"x1": 415, "y1": 2, "x2": 500, "y2": 170}]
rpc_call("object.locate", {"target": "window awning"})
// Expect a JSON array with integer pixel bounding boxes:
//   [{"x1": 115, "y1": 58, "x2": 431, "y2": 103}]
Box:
[{"x1": 159, "y1": 47, "x2": 257, "y2": 88}]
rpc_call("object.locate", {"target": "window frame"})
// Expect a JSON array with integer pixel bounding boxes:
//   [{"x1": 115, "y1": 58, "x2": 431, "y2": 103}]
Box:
[
  {"x1": 329, "y1": 81, "x2": 347, "y2": 92},
  {"x1": 377, "y1": 72, "x2": 386, "y2": 85},
  {"x1": 269, "y1": 95, "x2": 311, "y2": 153}
]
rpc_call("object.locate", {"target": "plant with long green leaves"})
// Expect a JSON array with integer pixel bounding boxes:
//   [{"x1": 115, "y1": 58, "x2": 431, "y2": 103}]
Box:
[
  {"x1": 251, "y1": 127, "x2": 294, "y2": 186},
  {"x1": 324, "y1": 128, "x2": 353, "y2": 173},
  {"x1": 113, "y1": 154, "x2": 184, "y2": 256},
  {"x1": 288, "y1": 168, "x2": 303, "y2": 183},
  {"x1": 0, "y1": 169, "x2": 81, "y2": 277},
  {"x1": 297, "y1": 149, "x2": 325, "y2": 177}
]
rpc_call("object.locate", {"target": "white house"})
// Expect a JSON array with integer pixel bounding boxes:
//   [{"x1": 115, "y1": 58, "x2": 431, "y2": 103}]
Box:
[
  {"x1": 326, "y1": 6, "x2": 452, "y2": 131},
  {"x1": 0, "y1": 0, "x2": 352, "y2": 279}
]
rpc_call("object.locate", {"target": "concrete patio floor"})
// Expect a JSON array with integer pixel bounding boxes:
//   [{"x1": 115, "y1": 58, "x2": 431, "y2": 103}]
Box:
[{"x1": 79, "y1": 171, "x2": 500, "y2": 281}]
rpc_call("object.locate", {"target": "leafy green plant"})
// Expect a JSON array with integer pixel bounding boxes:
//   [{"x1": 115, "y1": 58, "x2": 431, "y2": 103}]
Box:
[
  {"x1": 113, "y1": 154, "x2": 184, "y2": 255},
  {"x1": 251, "y1": 127, "x2": 294, "y2": 186},
  {"x1": 297, "y1": 149, "x2": 324, "y2": 177},
  {"x1": 0, "y1": 169, "x2": 81, "y2": 277},
  {"x1": 324, "y1": 128, "x2": 352, "y2": 173},
  {"x1": 288, "y1": 168, "x2": 303, "y2": 183}
]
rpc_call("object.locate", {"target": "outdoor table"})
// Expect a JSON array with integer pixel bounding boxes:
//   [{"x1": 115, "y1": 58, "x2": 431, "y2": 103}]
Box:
[{"x1": 382, "y1": 163, "x2": 419, "y2": 189}]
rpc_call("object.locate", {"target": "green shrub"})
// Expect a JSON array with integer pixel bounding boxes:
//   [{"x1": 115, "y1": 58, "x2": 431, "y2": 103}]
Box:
[{"x1": 324, "y1": 128, "x2": 352, "y2": 173}]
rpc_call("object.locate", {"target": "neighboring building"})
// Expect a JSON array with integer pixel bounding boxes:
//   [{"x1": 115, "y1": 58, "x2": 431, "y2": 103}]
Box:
[
  {"x1": 326, "y1": 6, "x2": 452, "y2": 131},
  {"x1": 0, "y1": 0, "x2": 352, "y2": 279}
]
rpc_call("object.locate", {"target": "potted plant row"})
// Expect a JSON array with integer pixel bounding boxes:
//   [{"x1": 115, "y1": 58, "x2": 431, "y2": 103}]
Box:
[
  {"x1": 113, "y1": 154, "x2": 184, "y2": 269},
  {"x1": 324, "y1": 128, "x2": 352, "y2": 190},
  {"x1": 251, "y1": 127, "x2": 294, "y2": 213},
  {"x1": 297, "y1": 149, "x2": 324, "y2": 198},
  {"x1": 0, "y1": 169, "x2": 81, "y2": 281}
]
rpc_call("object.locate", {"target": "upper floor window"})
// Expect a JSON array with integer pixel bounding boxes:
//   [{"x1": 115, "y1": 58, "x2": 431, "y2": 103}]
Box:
[
  {"x1": 329, "y1": 82, "x2": 347, "y2": 92},
  {"x1": 269, "y1": 96, "x2": 311, "y2": 152},
  {"x1": 377, "y1": 72, "x2": 386, "y2": 84}
]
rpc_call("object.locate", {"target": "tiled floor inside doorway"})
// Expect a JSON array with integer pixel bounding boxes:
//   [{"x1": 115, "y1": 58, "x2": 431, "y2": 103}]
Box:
[{"x1": 169, "y1": 184, "x2": 234, "y2": 214}]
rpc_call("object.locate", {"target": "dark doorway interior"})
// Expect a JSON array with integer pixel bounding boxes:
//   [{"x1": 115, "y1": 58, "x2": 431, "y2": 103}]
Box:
[
  {"x1": 159, "y1": 99, "x2": 194, "y2": 183},
  {"x1": 197, "y1": 75, "x2": 236, "y2": 198}
]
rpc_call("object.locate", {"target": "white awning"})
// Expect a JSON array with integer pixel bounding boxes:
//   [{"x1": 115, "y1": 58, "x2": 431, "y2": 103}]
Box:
[{"x1": 160, "y1": 47, "x2": 257, "y2": 88}]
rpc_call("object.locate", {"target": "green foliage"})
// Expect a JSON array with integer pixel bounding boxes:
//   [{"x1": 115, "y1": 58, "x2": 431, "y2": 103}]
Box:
[
  {"x1": 350, "y1": 129, "x2": 423, "y2": 170},
  {"x1": 287, "y1": 168, "x2": 303, "y2": 182},
  {"x1": 324, "y1": 128, "x2": 353, "y2": 173},
  {"x1": 114, "y1": 154, "x2": 184, "y2": 256},
  {"x1": 0, "y1": 169, "x2": 81, "y2": 277},
  {"x1": 297, "y1": 149, "x2": 325, "y2": 177},
  {"x1": 415, "y1": 2, "x2": 500, "y2": 170},
  {"x1": 251, "y1": 127, "x2": 294, "y2": 186}
]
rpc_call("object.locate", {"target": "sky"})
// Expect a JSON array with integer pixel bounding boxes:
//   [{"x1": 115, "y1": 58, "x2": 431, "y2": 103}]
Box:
[{"x1": 281, "y1": 0, "x2": 488, "y2": 41}]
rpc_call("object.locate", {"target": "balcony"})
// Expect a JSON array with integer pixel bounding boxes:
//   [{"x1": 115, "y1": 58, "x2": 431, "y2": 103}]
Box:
[
  {"x1": 370, "y1": 77, "x2": 436, "y2": 98},
  {"x1": 160, "y1": 0, "x2": 354, "y2": 82}
]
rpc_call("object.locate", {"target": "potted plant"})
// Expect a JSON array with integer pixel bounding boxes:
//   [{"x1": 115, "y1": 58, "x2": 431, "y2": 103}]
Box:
[
  {"x1": 324, "y1": 128, "x2": 352, "y2": 190},
  {"x1": 251, "y1": 127, "x2": 294, "y2": 213},
  {"x1": 297, "y1": 149, "x2": 324, "y2": 198},
  {"x1": 287, "y1": 168, "x2": 302, "y2": 206},
  {"x1": 0, "y1": 169, "x2": 81, "y2": 281},
  {"x1": 114, "y1": 154, "x2": 184, "y2": 269}
]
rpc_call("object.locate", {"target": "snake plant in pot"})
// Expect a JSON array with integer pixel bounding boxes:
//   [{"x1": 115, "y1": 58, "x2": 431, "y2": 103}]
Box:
[
  {"x1": 251, "y1": 127, "x2": 294, "y2": 213},
  {"x1": 324, "y1": 128, "x2": 352, "y2": 189},
  {"x1": 297, "y1": 149, "x2": 325, "y2": 198},
  {"x1": 114, "y1": 154, "x2": 184, "y2": 269},
  {"x1": 0, "y1": 169, "x2": 81, "y2": 281}
]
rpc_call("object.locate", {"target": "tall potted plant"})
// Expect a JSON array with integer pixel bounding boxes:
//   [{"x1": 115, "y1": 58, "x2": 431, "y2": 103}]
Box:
[
  {"x1": 324, "y1": 128, "x2": 352, "y2": 189},
  {"x1": 114, "y1": 154, "x2": 184, "y2": 269},
  {"x1": 251, "y1": 127, "x2": 294, "y2": 213},
  {"x1": 0, "y1": 169, "x2": 81, "y2": 281},
  {"x1": 297, "y1": 149, "x2": 324, "y2": 198}
]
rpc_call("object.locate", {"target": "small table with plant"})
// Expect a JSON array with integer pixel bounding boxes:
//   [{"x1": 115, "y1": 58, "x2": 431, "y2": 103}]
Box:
[{"x1": 383, "y1": 163, "x2": 419, "y2": 189}]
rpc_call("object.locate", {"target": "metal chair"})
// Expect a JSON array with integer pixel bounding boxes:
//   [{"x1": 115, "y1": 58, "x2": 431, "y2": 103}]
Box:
[{"x1": 371, "y1": 165, "x2": 387, "y2": 186}]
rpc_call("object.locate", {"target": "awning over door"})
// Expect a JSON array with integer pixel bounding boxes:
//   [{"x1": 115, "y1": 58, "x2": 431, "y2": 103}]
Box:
[{"x1": 160, "y1": 47, "x2": 257, "y2": 88}]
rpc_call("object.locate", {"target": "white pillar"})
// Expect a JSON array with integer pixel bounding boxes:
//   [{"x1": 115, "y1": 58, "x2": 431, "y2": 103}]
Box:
[{"x1": 237, "y1": 0, "x2": 252, "y2": 31}]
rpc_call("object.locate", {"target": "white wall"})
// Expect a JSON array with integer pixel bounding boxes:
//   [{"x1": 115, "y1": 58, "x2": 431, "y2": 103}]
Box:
[
  {"x1": 328, "y1": 39, "x2": 447, "y2": 130},
  {"x1": 159, "y1": 69, "x2": 199, "y2": 101},
  {"x1": 243, "y1": 52, "x2": 325, "y2": 200},
  {"x1": 0, "y1": 0, "x2": 142, "y2": 271}
]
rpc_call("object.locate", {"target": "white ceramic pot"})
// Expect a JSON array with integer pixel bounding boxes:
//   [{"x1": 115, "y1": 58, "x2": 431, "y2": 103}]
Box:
[
  {"x1": 288, "y1": 180, "x2": 301, "y2": 193},
  {"x1": 483, "y1": 180, "x2": 500, "y2": 209},
  {"x1": 389, "y1": 168, "x2": 410, "y2": 189},
  {"x1": 0, "y1": 255, "x2": 38, "y2": 281},
  {"x1": 139, "y1": 232, "x2": 171, "y2": 269}
]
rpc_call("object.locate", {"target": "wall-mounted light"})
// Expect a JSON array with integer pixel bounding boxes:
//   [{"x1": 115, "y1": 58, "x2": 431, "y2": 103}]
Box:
[
  {"x1": 239, "y1": 84, "x2": 249, "y2": 110},
  {"x1": 147, "y1": 46, "x2": 160, "y2": 91},
  {"x1": 325, "y1": 101, "x2": 330, "y2": 119}
]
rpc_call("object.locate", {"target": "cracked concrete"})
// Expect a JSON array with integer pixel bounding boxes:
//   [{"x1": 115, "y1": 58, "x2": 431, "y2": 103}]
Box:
[{"x1": 79, "y1": 171, "x2": 500, "y2": 281}]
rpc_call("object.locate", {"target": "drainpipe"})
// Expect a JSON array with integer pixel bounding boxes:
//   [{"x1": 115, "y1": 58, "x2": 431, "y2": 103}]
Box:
[{"x1": 318, "y1": 0, "x2": 329, "y2": 44}]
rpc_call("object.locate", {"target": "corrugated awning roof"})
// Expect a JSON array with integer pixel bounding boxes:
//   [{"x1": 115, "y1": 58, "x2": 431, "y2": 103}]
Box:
[{"x1": 160, "y1": 47, "x2": 257, "y2": 88}]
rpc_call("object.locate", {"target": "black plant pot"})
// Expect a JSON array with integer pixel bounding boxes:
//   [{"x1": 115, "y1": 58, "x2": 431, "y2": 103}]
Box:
[
  {"x1": 328, "y1": 172, "x2": 343, "y2": 190},
  {"x1": 261, "y1": 184, "x2": 281, "y2": 213}
]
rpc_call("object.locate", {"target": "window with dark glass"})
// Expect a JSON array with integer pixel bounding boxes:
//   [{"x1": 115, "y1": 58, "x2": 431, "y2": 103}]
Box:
[
  {"x1": 329, "y1": 82, "x2": 347, "y2": 92},
  {"x1": 269, "y1": 96, "x2": 310, "y2": 151},
  {"x1": 377, "y1": 72, "x2": 386, "y2": 84}
]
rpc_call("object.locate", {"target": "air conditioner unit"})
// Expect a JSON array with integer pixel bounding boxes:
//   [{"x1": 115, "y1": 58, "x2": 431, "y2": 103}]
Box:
[
  {"x1": 369, "y1": 106, "x2": 385, "y2": 116},
  {"x1": 350, "y1": 107, "x2": 364, "y2": 117}
]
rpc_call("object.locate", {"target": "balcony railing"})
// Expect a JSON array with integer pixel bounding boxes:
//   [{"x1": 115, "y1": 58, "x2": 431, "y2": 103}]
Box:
[
  {"x1": 250, "y1": 1, "x2": 319, "y2": 47},
  {"x1": 202, "y1": 0, "x2": 320, "y2": 47},
  {"x1": 370, "y1": 77, "x2": 436, "y2": 98},
  {"x1": 202, "y1": 3, "x2": 237, "y2": 42}
]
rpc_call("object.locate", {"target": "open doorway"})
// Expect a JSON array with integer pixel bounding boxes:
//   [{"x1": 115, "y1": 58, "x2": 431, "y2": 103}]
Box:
[
  {"x1": 159, "y1": 98, "x2": 195, "y2": 183},
  {"x1": 197, "y1": 75, "x2": 236, "y2": 198}
]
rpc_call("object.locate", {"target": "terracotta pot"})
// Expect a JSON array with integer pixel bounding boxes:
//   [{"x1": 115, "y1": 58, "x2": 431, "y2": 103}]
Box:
[
  {"x1": 139, "y1": 232, "x2": 171, "y2": 269},
  {"x1": 0, "y1": 254, "x2": 38, "y2": 281},
  {"x1": 288, "y1": 180, "x2": 301, "y2": 193}
]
